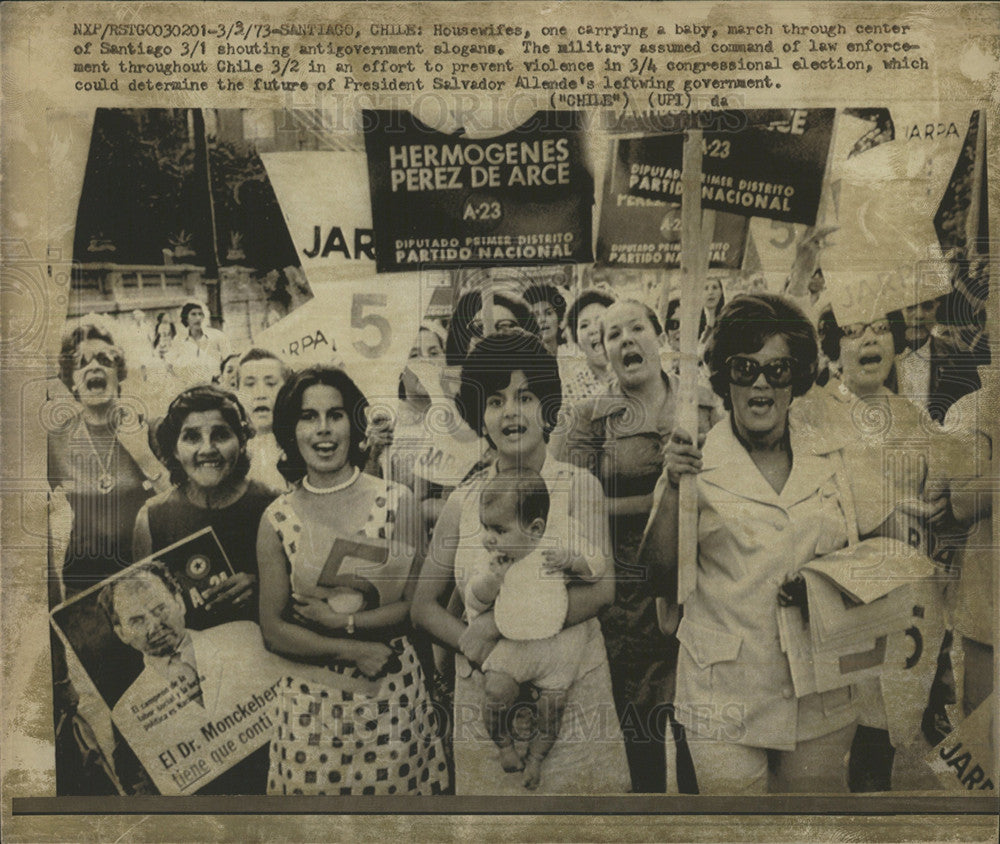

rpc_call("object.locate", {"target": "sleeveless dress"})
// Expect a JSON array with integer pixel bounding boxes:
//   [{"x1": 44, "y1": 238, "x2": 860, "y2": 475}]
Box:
[
  {"x1": 144, "y1": 480, "x2": 276, "y2": 623},
  {"x1": 450, "y1": 456, "x2": 631, "y2": 795},
  {"x1": 263, "y1": 483, "x2": 449, "y2": 796},
  {"x1": 48, "y1": 416, "x2": 152, "y2": 596}
]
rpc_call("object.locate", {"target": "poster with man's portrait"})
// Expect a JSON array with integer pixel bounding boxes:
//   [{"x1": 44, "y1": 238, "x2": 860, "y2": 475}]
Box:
[{"x1": 50, "y1": 529, "x2": 294, "y2": 795}]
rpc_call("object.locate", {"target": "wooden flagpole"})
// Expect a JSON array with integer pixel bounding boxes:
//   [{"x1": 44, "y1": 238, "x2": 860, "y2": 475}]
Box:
[{"x1": 675, "y1": 129, "x2": 711, "y2": 605}]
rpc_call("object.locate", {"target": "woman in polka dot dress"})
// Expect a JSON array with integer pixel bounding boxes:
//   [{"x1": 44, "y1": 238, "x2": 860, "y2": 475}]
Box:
[{"x1": 257, "y1": 366, "x2": 449, "y2": 796}]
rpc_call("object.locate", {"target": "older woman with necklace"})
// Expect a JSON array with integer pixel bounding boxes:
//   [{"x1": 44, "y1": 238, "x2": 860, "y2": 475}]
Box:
[
  {"x1": 48, "y1": 323, "x2": 168, "y2": 598},
  {"x1": 47, "y1": 322, "x2": 168, "y2": 794}
]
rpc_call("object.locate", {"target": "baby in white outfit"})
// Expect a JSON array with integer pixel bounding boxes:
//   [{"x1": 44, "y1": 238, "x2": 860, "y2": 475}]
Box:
[{"x1": 465, "y1": 468, "x2": 601, "y2": 789}]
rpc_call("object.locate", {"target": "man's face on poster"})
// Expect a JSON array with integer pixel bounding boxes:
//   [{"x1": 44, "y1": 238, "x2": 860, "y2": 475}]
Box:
[{"x1": 111, "y1": 573, "x2": 187, "y2": 658}]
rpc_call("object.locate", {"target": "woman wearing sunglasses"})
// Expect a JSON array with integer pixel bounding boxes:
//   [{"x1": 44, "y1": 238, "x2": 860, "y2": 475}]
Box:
[
  {"x1": 642, "y1": 294, "x2": 867, "y2": 793},
  {"x1": 48, "y1": 323, "x2": 170, "y2": 597},
  {"x1": 807, "y1": 304, "x2": 955, "y2": 791},
  {"x1": 47, "y1": 322, "x2": 170, "y2": 794}
]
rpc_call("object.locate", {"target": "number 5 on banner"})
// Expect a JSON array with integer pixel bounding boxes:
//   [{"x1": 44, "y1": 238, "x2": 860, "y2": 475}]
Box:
[
  {"x1": 255, "y1": 275, "x2": 418, "y2": 404},
  {"x1": 352, "y1": 293, "x2": 391, "y2": 359}
]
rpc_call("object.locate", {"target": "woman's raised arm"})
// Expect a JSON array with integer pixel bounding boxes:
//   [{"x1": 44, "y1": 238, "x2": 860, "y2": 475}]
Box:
[{"x1": 637, "y1": 427, "x2": 702, "y2": 603}]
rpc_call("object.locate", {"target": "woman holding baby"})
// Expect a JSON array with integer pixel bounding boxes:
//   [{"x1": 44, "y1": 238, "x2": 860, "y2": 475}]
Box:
[{"x1": 411, "y1": 330, "x2": 630, "y2": 794}]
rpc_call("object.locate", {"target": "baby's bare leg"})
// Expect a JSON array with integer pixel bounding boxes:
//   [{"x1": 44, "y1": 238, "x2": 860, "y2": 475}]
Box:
[
  {"x1": 523, "y1": 688, "x2": 567, "y2": 790},
  {"x1": 483, "y1": 670, "x2": 524, "y2": 772}
]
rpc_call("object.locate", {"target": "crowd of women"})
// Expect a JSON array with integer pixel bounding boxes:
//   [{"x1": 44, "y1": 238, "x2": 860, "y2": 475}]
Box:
[{"x1": 48, "y1": 249, "x2": 992, "y2": 796}]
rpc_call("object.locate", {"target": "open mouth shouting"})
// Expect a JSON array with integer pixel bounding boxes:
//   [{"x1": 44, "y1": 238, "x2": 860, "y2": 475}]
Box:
[
  {"x1": 83, "y1": 371, "x2": 109, "y2": 392},
  {"x1": 500, "y1": 421, "x2": 528, "y2": 439},
  {"x1": 188, "y1": 452, "x2": 232, "y2": 485},
  {"x1": 195, "y1": 454, "x2": 226, "y2": 469},
  {"x1": 621, "y1": 350, "x2": 644, "y2": 369},
  {"x1": 584, "y1": 334, "x2": 607, "y2": 365},
  {"x1": 73, "y1": 362, "x2": 117, "y2": 407},
  {"x1": 857, "y1": 351, "x2": 883, "y2": 370},
  {"x1": 733, "y1": 387, "x2": 789, "y2": 437},
  {"x1": 746, "y1": 395, "x2": 775, "y2": 416},
  {"x1": 310, "y1": 440, "x2": 339, "y2": 458}
]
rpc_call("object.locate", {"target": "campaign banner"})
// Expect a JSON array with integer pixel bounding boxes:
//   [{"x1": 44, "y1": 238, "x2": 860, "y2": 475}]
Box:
[
  {"x1": 261, "y1": 151, "x2": 376, "y2": 282},
  {"x1": 149, "y1": 527, "x2": 242, "y2": 629},
  {"x1": 596, "y1": 139, "x2": 747, "y2": 268},
  {"x1": 621, "y1": 109, "x2": 835, "y2": 225},
  {"x1": 50, "y1": 530, "x2": 296, "y2": 795},
  {"x1": 259, "y1": 149, "x2": 435, "y2": 402},
  {"x1": 777, "y1": 538, "x2": 934, "y2": 698},
  {"x1": 363, "y1": 110, "x2": 594, "y2": 272},
  {"x1": 254, "y1": 272, "x2": 424, "y2": 406},
  {"x1": 925, "y1": 693, "x2": 996, "y2": 792},
  {"x1": 822, "y1": 104, "x2": 973, "y2": 318},
  {"x1": 313, "y1": 530, "x2": 415, "y2": 610}
]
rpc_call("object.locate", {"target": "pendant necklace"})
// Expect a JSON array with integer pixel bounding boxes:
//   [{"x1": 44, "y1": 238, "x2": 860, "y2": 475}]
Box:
[{"x1": 83, "y1": 420, "x2": 117, "y2": 494}]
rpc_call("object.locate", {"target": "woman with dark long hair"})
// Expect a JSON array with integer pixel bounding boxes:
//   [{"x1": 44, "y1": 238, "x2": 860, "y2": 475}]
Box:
[
  {"x1": 697, "y1": 276, "x2": 726, "y2": 351},
  {"x1": 257, "y1": 366, "x2": 448, "y2": 795}
]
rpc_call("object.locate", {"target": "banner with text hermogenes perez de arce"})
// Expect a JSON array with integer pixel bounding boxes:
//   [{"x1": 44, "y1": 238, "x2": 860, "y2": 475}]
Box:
[{"x1": 363, "y1": 110, "x2": 594, "y2": 272}]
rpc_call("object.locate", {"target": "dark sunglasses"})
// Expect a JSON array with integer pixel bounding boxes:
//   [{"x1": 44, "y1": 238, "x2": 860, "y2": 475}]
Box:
[
  {"x1": 75, "y1": 349, "x2": 121, "y2": 369},
  {"x1": 840, "y1": 318, "x2": 891, "y2": 340},
  {"x1": 726, "y1": 355, "x2": 796, "y2": 388},
  {"x1": 467, "y1": 318, "x2": 519, "y2": 339}
]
